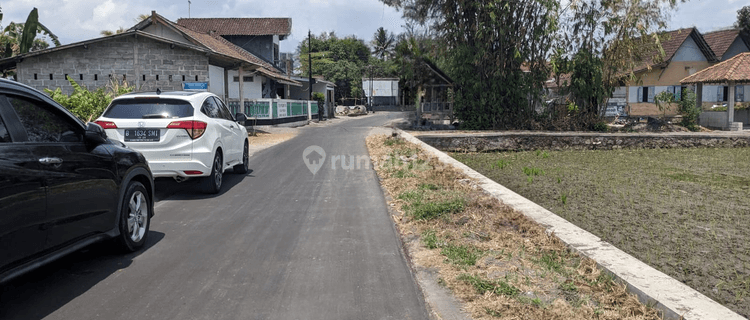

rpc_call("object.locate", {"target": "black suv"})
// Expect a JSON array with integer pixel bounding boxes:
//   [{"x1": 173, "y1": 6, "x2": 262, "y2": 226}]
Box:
[{"x1": 0, "y1": 79, "x2": 154, "y2": 283}]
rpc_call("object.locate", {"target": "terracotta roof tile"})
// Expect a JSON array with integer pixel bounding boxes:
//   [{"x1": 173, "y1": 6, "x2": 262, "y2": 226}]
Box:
[
  {"x1": 633, "y1": 28, "x2": 696, "y2": 73},
  {"x1": 176, "y1": 18, "x2": 291, "y2": 36},
  {"x1": 703, "y1": 29, "x2": 741, "y2": 59},
  {"x1": 160, "y1": 18, "x2": 296, "y2": 84},
  {"x1": 681, "y1": 52, "x2": 750, "y2": 84}
]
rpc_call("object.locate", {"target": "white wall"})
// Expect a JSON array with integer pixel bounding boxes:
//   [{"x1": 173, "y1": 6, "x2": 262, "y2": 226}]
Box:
[
  {"x1": 208, "y1": 65, "x2": 225, "y2": 100},
  {"x1": 722, "y1": 37, "x2": 749, "y2": 61},
  {"x1": 672, "y1": 36, "x2": 708, "y2": 62},
  {"x1": 226, "y1": 69, "x2": 263, "y2": 100},
  {"x1": 143, "y1": 24, "x2": 192, "y2": 45}
]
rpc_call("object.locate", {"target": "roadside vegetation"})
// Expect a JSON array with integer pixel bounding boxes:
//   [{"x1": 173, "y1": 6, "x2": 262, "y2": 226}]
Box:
[
  {"x1": 45, "y1": 76, "x2": 137, "y2": 121},
  {"x1": 453, "y1": 148, "x2": 750, "y2": 317},
  {"x1": 368, "y1": 134, "x2": 660, "y2": 320}
]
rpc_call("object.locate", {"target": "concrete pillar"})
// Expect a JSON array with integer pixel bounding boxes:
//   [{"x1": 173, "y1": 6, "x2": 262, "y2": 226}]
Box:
[
  {"x1": 307, "y1": 101, "x2": 312, "y2": 120},
  {"x1": 224, "y1": 68, "x2": 229, "y2": 103},
  {"x1": 728, "y1": 81, "x2": 735, "y2": 128},
  {"x1": 238, "y1": 66, "x2": 244, "y2": 114}
]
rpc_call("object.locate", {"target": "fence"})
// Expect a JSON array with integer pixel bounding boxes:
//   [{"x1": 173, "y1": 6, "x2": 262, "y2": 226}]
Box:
[{"x1": 227, "y1": 99, "x2": 319, "y2": 122}]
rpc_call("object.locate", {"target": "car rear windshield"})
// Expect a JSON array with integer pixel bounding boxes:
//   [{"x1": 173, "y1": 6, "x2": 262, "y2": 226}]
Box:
[{"x1": 103, "y1": 99, "x2": 194, "y2": 119}]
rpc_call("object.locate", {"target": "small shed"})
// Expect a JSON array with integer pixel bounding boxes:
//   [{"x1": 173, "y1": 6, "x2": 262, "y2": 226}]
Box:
[
  {"x1": 681, "y1": 52, "x2": 750, "y2": 131},
  {"x1": 362, "y1": 78, "x2": 399, "y2": 106}
]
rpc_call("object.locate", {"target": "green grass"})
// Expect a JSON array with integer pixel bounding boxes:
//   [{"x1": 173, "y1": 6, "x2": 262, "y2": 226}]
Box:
[
  {"x1": 458, "y1": 274, "x2": 520, "y2": 297},
  {"x1": 441, "y1": 243, "x2": 483, "y2": 266},
  {"x1": 453, "y1": 148, "x2": 750, "y2": 317},
  {"x1": 535, "y1": 251, "x2": 565, "y2": 274},
  {"x1": 422, "y1": 230, "x2": 439, "y2": 249},
  {"x1": 408, "y1": 199, "x2": 466, "y2": 220},
  {"x1": 398, "y1": 188, "x2": 466, "y2": 220},
  {"x1": 384, "y1": 137, "x2": 405, "y2": 146}
]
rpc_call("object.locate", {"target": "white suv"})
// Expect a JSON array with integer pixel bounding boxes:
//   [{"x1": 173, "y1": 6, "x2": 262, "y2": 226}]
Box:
[{"x1": 95, "y1": 91, "x2": 249, "y2": 194}]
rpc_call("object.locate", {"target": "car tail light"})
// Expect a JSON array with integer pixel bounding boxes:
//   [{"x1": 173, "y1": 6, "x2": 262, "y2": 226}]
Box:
[
  {"x1": 184, "y1": 170, "x2": 203, "y2": 175},
  {"x1": 167, "y1": 121, "x2": 207, "y2": 139},
  {"x1": 94, "y1": 121, "x2": 118, "y2": 129}
]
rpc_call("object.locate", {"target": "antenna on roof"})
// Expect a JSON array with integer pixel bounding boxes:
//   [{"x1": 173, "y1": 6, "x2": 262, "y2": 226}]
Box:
[{"x1": 188, "y1": 0, "x2": 191, "y2": 18}]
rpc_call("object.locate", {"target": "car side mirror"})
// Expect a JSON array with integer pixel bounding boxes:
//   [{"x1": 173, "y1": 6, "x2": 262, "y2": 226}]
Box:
[
  {"x1": 235, "y1": 113, "x2": 248, "y2": 123},
  {"x1": 85, "y1": 122, "x2": 108, "y2": 144}
]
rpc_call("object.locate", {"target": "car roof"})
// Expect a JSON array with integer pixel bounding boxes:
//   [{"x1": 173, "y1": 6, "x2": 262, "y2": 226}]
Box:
[{"x1": 113, "y1": 90, "x2": 216, "y2": 104}]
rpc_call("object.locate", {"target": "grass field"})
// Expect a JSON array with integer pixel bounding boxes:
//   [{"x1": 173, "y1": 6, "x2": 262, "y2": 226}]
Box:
[{"x1": 452, "y1": 148, "x2": 750, "y2": 317}]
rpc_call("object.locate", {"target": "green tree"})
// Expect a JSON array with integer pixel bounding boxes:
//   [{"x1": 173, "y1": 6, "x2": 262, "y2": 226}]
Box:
[
  {"x1": 1, "y1": 7, "x2": 60, "y2": 58},
  {"x1": 551, "y1": 0, "x2": 682, "y2": 128},
  {"x1": 100, "y1": 27, "x2": 126, "y2": 36},
  {"x1": 298, "y1": 33, "x2": 374, "y2": 104},
  {"x1": 736, "y1": 6, "x2": 750, "y2": 35},
  {"x1": 678, "y1": 88, "x2": 700, "y2": 131},
  {"x1": 371, "y1": 27, "x2": 395, "y2": 60},
  {"x1": 383, "y1": 0, "x2": 559, "y2": 129},
  {"x1": 100, "y1": 14, "x2": 149, "y2": 37}
]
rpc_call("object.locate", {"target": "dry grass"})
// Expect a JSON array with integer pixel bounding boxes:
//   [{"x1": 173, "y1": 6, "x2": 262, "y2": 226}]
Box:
[{"x1": 367, "y1": 134, "x2": 661, "y2": 320}]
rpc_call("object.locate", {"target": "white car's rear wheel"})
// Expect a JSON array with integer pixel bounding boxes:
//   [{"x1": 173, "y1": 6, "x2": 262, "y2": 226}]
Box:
[
  {"x1": 201, "y1": 151, "x2": 222, "y2": 194},
  {"x1": 233, "y1": 140, "x2": 249, "y2": 174}
]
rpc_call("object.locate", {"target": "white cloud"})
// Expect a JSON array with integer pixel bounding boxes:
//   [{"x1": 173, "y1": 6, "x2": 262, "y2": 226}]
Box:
[{"x1": 4, "y1": 0, "x2": 742, "y2": 56}]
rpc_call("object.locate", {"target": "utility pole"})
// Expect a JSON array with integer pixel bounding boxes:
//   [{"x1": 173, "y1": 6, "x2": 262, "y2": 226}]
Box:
[
  {"x1": 308, "y1": 29, "x2": 313, "y2": 102},
  {"x1": 369, "y1": 66, "x2": 374, "y2": 113}
]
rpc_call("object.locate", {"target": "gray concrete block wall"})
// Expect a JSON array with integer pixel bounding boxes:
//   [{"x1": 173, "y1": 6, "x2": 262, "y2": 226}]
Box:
[{"x1": 17, "y1": 35, "x2": 210, "y2": 95}]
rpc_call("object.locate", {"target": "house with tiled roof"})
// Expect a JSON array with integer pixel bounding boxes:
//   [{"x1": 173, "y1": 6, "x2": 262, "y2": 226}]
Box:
[
  {"x1": 682, "y1": 52, "x2": 750, "y2": 130},
  {"x1": 177, "y1": 18, "x2": 291, "y2": 75},
  {"x1": 0, "y1": 12, "x2": 331, "y2": 125},
  {"x1": 703, "y1": 28, "x2": 750, "y2": 61},
  {"x1": 619, "y1": 28, "x2": 720, "y2": 117}
]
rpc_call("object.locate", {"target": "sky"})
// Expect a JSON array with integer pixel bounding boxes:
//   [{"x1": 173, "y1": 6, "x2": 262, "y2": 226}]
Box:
[{"x1": 0, "y1": 0, "x2": 747, "y2": 54}]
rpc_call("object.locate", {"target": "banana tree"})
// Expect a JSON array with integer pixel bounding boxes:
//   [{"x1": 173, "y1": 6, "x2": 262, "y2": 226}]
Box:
[{"x1": 1, "y1": 7, "x2": 60, "y2": 58}]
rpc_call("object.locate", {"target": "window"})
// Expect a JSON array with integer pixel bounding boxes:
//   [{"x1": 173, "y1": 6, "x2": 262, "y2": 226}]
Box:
[
  {"x1": 103, "y1": 99, "x2": 194, "y2": 119},
  {"x1": 7, "y1": 96, "x2": 82, "y2": 143},
  {"x1": 637, "y1": 86, "x2": 654, "y2": 103},
  {"x1": 736, "y1": 85, "x2": 745, "y2": 102},
  {"x1": 200, "y1": 97, "x2": 221, "y2": 118},
  {"x1": 666, "y1": 86, "x2": 682, "y2": 101},
  {"x1": 212, "y1": 97, "x2": 234, "y2": 121},
  {"x1": 0, "y1": 112, "x2": 10, "y2": 143}
]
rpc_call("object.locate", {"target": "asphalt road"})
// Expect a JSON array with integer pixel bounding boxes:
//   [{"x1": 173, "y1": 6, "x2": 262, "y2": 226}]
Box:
[{"x1": 0, "y1": 112, "x2": 429, "y2": 320}]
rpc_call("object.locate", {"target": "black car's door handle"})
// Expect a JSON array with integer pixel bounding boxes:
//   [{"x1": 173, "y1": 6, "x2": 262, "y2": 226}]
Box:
[{"x1": 39, "y1": 157, "x2": 63, "y2": 165}]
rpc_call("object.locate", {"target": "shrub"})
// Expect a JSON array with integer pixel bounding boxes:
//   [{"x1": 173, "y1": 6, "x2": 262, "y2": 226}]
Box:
[
  {"x1": 678, "y1": 88, "x2": 700, "y2": 131},
  {"x1": 45, "y1": 76, "x2": 136, "y2": 121},
  {"x1": 591, "y1": 121, "x2": 609, "y2": 132}
]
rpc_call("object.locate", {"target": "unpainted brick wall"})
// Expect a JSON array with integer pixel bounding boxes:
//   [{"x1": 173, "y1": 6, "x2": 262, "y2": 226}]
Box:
[{"x1": 16, "y1": 35, "x2": 210, "y2": 95}]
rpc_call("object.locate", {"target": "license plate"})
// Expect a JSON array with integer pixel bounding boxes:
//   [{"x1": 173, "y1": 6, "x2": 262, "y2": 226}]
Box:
[{"x1": 124, "y1": 129, "x2": 160, "y2": 142}]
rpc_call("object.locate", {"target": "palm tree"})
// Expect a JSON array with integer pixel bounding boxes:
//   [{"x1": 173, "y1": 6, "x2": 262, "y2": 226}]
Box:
[
  {"x1": 136, "y1": 14, "x2": 150, "y2": 23},
  {"x1": 100, "y1": 27, "x2": 126, "y2": 36},
  {"x1": 371, "y1": 27, "x2": 395, "y2": 61},
  {"x1": 101, "y1": 14, "x2": 148, "y2": 37}
]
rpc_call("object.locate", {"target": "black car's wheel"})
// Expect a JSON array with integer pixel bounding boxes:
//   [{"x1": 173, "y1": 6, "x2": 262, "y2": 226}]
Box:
[
  {"x1": 116, "y1": 181, "x2": 150, "y2": 252},
  {"x1": 233, "y1": 140, "x2": 249, "y2": 174},
  {"x1": 202, "y1": 151, "x2": 223, "y2": 194}
]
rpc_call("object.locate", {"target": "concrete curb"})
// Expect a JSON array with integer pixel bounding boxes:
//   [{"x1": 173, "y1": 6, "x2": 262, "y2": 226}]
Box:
[{"x1": 395, "y1": 128, "x2": 745, "y2": 320}]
